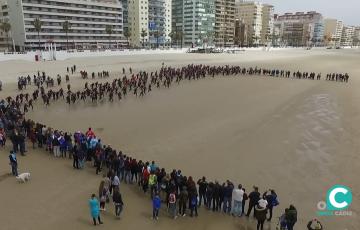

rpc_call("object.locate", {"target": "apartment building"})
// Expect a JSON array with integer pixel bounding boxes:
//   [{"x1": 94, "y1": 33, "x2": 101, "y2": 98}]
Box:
[
  {"x1": 274, "y1": 11, "x2": 324, "y2": 47},
  {"x1": 341, "y1": 25, "x2": 355, "y2": 46},
  {"x1": 4, "y1": 0, "x2": 125, "y2": 51},
  {"x1": 261, "y1": 3, "x2": 273, "y2": 44},
  {"x1": 128, "y1": 0, "x2": 171, "y2": 48},
  {"x1": 0, "y1": 0, "x2": 11, "y2": 51},
  {"x1": 235, "y1": 1, "x2": 274, "y2": 46},
  {"x1": 324, "y1": 18, "x2": 343, "y2": 46},
  {"x1": 354, "y1": 26, "x2": 360, "y2": 46},
  {"x1": 214, "y1": 0, "x2": 235, "y2": 47}
]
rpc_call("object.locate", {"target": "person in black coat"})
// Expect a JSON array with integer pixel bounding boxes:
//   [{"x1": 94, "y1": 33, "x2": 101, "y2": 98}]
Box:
[
  {"x1": 112, "y1": 189, "x2": 124, "y2": 218},
  {"x1": 246, "y1": 186, "x2": 260, "y2": 217}
]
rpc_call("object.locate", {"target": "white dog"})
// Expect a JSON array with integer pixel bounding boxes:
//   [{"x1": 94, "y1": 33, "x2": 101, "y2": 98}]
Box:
[{"x1": 16, "y1": 172, "x2": 31, "y2": 183}]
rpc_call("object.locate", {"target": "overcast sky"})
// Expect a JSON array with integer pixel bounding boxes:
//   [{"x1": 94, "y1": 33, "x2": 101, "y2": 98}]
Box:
[{"x1": 261, "y1": 0, "x2": 360, "y2": 26}]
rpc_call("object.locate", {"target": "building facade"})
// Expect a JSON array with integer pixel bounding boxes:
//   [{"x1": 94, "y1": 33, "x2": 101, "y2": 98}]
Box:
[
  {"x1": 235, "y1": 1, "x2": 274, "y2": 46},
  {"x1": 181, "y1": 0, "x2": 215, "y2": 47},
  {"x1": 261, "y1": 4, "x2": 274, "y2": 45},
  {"x1": 341, "y1": 25, "x2": 355, "y2": 46},
  {"x1": 0, "y1": 0, "x2": 12, "y2": 52},
  {"x1": 274, "y1": 11, "x2": 324, "y2": 47},
  {"x1": 234, "y1": 18, "x2": 246, "y2": 46},
  {"x1": 353, "y1": 26, "x2": 360, "y2": 46},
  {"x1": 171, "y1": 0, "x2": 183, "y2": 34},
  {"x1": 324, "y1": 18, "x2": 343, "y2": 46},
  {"x1": 214, "y1": 0, "x2": 235, "y2": 47},
  {"x1": 4, "y1": 0, "x2": 124, "y2": 51},
  {"x1": 128, "y1": 0, "x2": 171, "y2": 48}
]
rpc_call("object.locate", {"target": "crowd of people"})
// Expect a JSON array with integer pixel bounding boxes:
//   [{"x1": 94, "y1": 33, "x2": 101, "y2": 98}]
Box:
[
  {"x1": 0, "y1": 63, "x2": 334, "y2": 229},
  {"x1": 2, "y1": 63, "x2": 350, "y2": 118}
]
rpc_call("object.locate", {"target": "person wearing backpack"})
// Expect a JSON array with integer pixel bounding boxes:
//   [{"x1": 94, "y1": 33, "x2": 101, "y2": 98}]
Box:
[
  {"x1": 263, "y1": 189, "x2": 278, "y2": 221},
  {"x1": 168, "y1": 189, "x2": 177, "y2": 219}
]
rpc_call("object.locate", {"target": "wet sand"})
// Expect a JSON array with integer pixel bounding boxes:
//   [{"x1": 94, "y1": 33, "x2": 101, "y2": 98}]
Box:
[{"x1": 0, "y1": 49, "x2": 360, "y2": 230}]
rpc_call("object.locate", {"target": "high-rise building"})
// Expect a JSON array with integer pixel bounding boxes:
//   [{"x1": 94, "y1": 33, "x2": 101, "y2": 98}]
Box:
[
  {"x1": 180, "y1": 0, "x2": 215, "y2": 47},
  {"x1": 324, "y1": 19, "x2": 343, "y2": 46},
  {"x1": 235, "y1": 1, "x2": 274, "y2": 46},
  {"x1": 3, "y1": 0, "x2": 124, "y2": 51},
  {"x1": 128, "y1": 0, "x2": 171, "y2": 48},
  {"x1": 214, "y1": 0, "x2": 235, "y2": 47},
  {"x1": 0, "y1": 0, "x2": 12, "y2": 52},
  {"x1": 261, "y1": 4, "x2": 274, "y2": 45},
  {"x1": 341, "y1": 25, "x2": 355, "y2": 46},
  {"x1": 234, "y1": 18, "x2": 246, "y2": 46},
  {"x1": 274, "y1": 11, "x2": 324, "y2": 47},
  {"x1": 121, "y1": 0, "x2": 128, "y2": 32},
  {"x1": 353, "y1": 26, "x2": 360, "y2": 46},
  {"x1": 171, "y1": 0, "x2": 183, "y2": 36}
]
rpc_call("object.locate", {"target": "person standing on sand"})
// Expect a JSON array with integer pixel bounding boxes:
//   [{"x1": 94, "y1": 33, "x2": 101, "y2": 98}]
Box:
[
  {"x1": 152, "y1": 193, "x2": 161, "y2": 220},
  {"x1": 263, "y1": 189, "x2": 278, "y2": 221},
  {"x1": 246, "y1": 186, "x2": 260, "y2": 217},
  {"x1": 113, "y1": 188, "x2": 124, "y2": 218},
  {"x1": 242, "y1": 188, "x2": 248, "y2": 216},
  {"x1": 285, "y1": 205, "x2": 297, "y2": 230},
  {"x1": 9, "y1": 151, "x2": 18, "y2": 176},
  {"x1": 168, "y1": 189, "x2": 177, "y2": 219},
  {"x1": 72, "y1": 145, "x2": 79, "y2": 169},
  {"x1": 255, "y1": 201, "x2": 267, "y2": 230},
  {"x1": 223, "y1": 180, "x2": 234, "y2": 214},
  {"x1": 231, "y1": 184, "x2": 244, "y2": 217},
  {"x1": 197, "y1": 176, "x2": 208, "y2": 207},
  {"x1": 189, "y1": 192, "x2": 198, "y2": 217},
  {"x1": 178, "y1": 186, "x2": 188, "y2": 217},
  {"x1": 89, "y1": 194, "x2": 103, "y2": 226}
]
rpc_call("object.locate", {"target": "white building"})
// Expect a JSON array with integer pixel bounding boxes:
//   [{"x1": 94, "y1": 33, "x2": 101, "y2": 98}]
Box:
[
  {"x1": 5, "y1": 0, "x2": 124, "y2": 51},
  {"x1": 128, "y1": 0, "x2": 171, "y2": 48},
  {"x1": 341, "y1": 25, "x2": 355, "y2": 47},
  {"x1": 354, "y1": 27, "x2": 360, "y2": 46},
  {"x1": 324, "y1": 19, "x2": 343, "y2": 46},
  {"x1": 235, "y1": 1, "x2": 274, "y2": 46}
]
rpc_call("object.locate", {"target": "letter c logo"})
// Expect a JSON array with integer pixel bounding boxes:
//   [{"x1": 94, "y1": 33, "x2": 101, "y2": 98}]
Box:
[{"x1": 327, "y1": 185, "x2": 352, "y2": 211}]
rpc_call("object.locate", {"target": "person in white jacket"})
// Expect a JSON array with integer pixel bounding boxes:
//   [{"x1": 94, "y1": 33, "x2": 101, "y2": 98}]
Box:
[{"x1": 231, "y1": 184, "x2": 244, "y2": 217}]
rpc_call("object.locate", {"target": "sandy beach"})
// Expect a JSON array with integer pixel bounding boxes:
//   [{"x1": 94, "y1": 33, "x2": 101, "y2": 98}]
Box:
[{"x1": 0, "y1": 49, "x2": 359, "y2": 230}]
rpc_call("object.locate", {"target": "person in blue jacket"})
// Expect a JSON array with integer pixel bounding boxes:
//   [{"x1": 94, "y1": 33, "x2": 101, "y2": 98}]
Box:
[
  {"x1": 89, "y1": 194, "x2": 103, "y2": 226},
  {"x1": 9, "y1": 151, "x2": 18, "y2": 176},
  {"x1": 152, "y1": 193, "x2": 161, "y2": 220}
]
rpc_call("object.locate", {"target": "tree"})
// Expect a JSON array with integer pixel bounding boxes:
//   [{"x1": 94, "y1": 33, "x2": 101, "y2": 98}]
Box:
[
  {"x1": 105, "y1": 25, "x2": 113, "y2": 49},
  {"x1": 0, "y1": 20, "x2": 11, "y2": 51},
  {"x1": 32, "y1": 18, "x2": 43, "y2": 49},
  {"x1": 141, "y1": 29, "x2": 147, "y2": 48},
  {"x1": 62, "y1": 20, "x2": 72, "y2": 50},
  {"x1": 123, "y1": 28, "x2": 131, "y2": 48}
]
